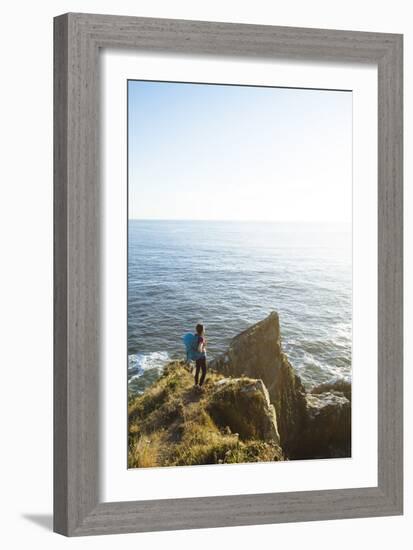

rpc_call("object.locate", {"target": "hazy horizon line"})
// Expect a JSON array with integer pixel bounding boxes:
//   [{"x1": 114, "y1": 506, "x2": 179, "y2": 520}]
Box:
[{"x1": 128, "y1": 218, "x2": 351, "y2": 224}]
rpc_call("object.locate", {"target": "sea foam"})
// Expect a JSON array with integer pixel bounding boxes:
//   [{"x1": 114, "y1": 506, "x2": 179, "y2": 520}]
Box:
[{"x1": 128, "y1": 351, "x2": 170, "y2": 382}]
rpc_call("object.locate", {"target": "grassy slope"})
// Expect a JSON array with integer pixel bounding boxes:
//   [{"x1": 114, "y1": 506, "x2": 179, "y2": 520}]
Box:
[{"x1": 128, "y1": 361, "x2": 283, "y2": 468}]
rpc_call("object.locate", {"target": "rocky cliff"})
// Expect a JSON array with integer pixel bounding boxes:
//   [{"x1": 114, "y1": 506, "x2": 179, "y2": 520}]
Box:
[
  {"x1": 209, "y1": 312, "x2": 351, "y2": 459},
  {"x1": 128, "y1": 312, "x2": 351, "y2": 467}
]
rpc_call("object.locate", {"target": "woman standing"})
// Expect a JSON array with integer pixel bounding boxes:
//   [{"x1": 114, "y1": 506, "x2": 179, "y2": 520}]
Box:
[{"x1": 194, "y1": 323, "x2": 207, "y2": 387}]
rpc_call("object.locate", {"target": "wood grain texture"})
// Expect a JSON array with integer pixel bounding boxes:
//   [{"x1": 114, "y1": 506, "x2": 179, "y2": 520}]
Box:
[
  {"x1": 53, "y1": 13, "x2": 403, "y2": 536},
  {"x1": 377, "y1": 33, "x2": 403, "y2": 508},
  {"x1": 53, "y1": 14, "x2": 69, "y2": 536}
]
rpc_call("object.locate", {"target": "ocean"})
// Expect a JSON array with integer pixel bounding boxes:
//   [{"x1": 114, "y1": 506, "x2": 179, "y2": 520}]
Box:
[{"x1": 128, "y1": 220, "x2": 352, "y2": 396}]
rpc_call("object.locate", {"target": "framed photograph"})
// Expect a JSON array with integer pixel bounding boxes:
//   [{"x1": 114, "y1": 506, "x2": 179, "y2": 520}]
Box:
[{"x1": 54, "y1": 13, "x2": 403, "y2": 536}]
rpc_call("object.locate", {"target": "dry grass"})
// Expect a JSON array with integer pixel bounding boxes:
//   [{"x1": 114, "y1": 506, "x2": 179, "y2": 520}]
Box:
[
  {"x1": 128, "y1": 433, "x2": 163, "y2": 468},
  {"x1": 128, "y1": 361, "x2": 283, "y2": 468}
]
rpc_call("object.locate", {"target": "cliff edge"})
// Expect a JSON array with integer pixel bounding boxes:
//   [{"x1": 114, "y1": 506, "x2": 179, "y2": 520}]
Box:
[{"x1": 209, "y1": 312, "x2": 351, "y2": 459}]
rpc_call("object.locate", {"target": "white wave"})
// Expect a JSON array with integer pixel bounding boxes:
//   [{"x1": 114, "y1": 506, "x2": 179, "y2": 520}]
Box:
[{"x1": 128, "y1": 351, "x2": 170, "y2": 382}]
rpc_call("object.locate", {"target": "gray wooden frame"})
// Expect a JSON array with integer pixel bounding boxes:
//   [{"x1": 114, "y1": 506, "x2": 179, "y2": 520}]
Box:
[{"x1": 54, "y1": 12, "x2": 403, "y2": 537}]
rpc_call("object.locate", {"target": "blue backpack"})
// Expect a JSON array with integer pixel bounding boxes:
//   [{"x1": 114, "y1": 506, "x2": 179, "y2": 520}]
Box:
[{"x1": 183, "y1": 333, "x2": 203, "y2": 362}]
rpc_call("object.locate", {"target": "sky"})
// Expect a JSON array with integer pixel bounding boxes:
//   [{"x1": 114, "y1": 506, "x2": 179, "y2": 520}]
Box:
[{"x1": 128, "y1": 80, "x2": 352, "y2": 223}]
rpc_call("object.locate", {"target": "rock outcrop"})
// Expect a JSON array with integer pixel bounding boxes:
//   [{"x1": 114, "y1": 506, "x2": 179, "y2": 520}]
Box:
[
  {"x1": 207, "y1": 378, "x2": 280, "y2": 444},
  {"x1": 299, "y1": 387, "x2": 351, "y2": 459},
  {"x1": 209, "y1": 312, "x2": 351, "y2": 459},
  {"x1": 209, "y1": 312, "x2": 308, "y2": 457}
]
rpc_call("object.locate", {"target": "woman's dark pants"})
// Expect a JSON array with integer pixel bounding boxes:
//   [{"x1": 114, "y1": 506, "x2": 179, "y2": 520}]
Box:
[{"x1": 195, "y1": 356, "x2": 207, "y2": 386}]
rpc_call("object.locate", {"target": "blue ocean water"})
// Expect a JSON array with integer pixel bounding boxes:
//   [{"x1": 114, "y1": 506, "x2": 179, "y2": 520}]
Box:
[{"x1": 128, "y1": 220, "x2": 352, "y2": 395}]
